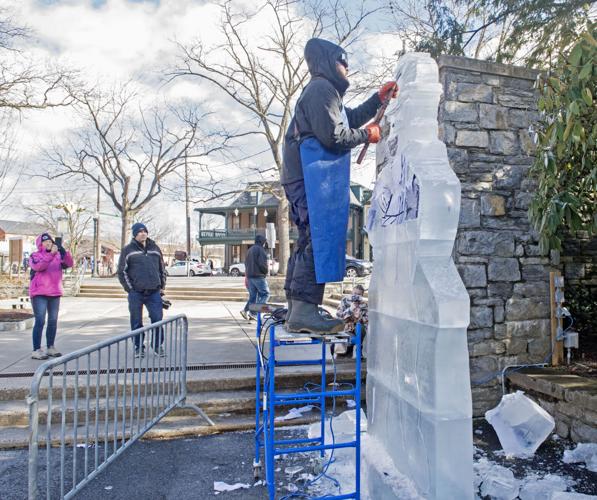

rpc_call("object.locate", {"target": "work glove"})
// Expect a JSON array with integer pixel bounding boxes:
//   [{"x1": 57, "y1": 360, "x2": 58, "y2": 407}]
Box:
[
  {"x1": 365, "y1": 123, "x2": 381, "y2": 143},
  {"x1": 378, "y1": 81, "x2": 398, "y2": 101}
]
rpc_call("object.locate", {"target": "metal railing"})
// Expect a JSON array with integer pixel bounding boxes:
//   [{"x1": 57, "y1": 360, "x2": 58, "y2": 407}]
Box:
[
  {"x1": 27, "y1": 314, "x2": 214, "y2": 500},
  {"x1": 63, "y1": 260, "x2": 88, "y2": 297}
]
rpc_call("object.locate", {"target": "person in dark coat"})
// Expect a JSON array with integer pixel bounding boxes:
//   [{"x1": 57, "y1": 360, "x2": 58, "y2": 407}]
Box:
[
  {"x1": 117, "y1": 222, "x2": 167, "y2": 358},
  {"x1": 240, "y1": 234, "x2": 270, "y2": 321},
  {"x1": 282, "y1": 37, "x2": 398, "y2": 334}
]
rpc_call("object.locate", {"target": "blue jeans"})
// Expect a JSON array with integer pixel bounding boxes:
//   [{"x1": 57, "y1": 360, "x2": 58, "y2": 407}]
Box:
[
  {"x1": 243, "y1": 277, "x2": 270, "y2": 313},
  {"x1": 31, "y1": 296, "x2": 60, "y2": 351},
  {"x1": 128, "y1": 290, "x2": 163, "y2": 349}
]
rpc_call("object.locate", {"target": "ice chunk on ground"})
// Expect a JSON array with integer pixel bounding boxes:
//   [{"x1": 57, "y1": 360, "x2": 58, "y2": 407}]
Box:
[
  {"x1": 479, "y1": 464, "x2": 520, "y2": 500},
  {"x1": 275, "y1": 405, "x2": 315, "y2": 422},
  {"x1": 473, "y1": 457, "x2": 494, "y2": 489},
  {"x1": 307, "y1": 409, "x2": 367, "y2": 447},
  {"x1": 213, "y1": 481, "x2": 250, "y2": 492},
  {"x1": 551, "y1": 493, "x2": 597, "y2": 499},
  {"x1": 485, "y1": 391, "x2": 555, "y2": 457},
  {"x1": 563, "y1": 443, "x2": 597, "y2": 472},
  {"x1": 284, "y1": 466, "x2": 303, "y2": 476},
  {"x1": 518, "y1": 474, "x2": 568, "y2": 500}
]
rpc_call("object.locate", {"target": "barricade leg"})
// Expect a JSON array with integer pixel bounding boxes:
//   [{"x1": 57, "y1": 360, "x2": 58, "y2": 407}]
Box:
[{"x1": 254, "y1": 313, "x2": 263, "y2": 478}]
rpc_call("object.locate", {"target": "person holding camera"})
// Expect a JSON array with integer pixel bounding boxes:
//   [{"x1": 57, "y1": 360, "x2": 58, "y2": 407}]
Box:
[
  {"x1": 29, "y1": 233, "x2": 74, "y2": 360},
  {"x1": 333, "y1": 284, "x2": 368, "y2": 358},
  {"x1": 117, "y1": 222, "x2": 167, "y2": 358}
]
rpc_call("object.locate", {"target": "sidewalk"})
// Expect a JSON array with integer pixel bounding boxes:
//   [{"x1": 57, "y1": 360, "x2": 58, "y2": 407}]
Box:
[{"x1": 0, "y1": 295, "x2": 326, "y2": 377}]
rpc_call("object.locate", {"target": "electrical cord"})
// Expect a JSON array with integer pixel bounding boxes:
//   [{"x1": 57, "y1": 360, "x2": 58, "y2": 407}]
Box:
[
  {"x1": 471, "y1": 316, "x2": 576, "y2": 387},
  {"x1": 280, "y1": 352, "x2": 342, "y2": 500}
]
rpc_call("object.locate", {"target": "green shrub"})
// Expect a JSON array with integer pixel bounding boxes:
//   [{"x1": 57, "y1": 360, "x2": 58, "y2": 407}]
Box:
[{"x1": 529, "y1": 22, "x2": 597, "y2": 252}]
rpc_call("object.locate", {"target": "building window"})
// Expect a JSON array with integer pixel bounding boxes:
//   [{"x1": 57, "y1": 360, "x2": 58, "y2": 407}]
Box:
[
  {"x1": 231, "y1": 213, "x2": 240, "y2": 229},
  {"x1": 231, "y1": 245, "x2": 241, "y2": 263}
]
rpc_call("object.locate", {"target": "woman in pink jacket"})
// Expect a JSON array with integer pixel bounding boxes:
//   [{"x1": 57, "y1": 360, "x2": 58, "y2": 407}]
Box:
[{"x1": 29, "y1": 233, "x2": 74, "y2": 360}]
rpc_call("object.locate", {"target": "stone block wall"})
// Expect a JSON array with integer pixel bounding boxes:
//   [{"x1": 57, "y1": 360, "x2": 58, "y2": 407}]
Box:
[{"x1": 436, "y1": 55, "x2": 554, "y2": 415}]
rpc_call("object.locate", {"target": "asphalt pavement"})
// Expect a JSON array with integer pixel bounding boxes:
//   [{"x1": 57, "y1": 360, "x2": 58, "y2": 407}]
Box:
[{"x1": 1, "y1": 420, "x2": 596, "y2": 499}]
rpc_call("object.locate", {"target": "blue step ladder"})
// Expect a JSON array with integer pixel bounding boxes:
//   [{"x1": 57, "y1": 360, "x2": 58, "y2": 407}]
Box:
[{"x1": 252, "y1": 304, "x2": 362, "y2": 499}]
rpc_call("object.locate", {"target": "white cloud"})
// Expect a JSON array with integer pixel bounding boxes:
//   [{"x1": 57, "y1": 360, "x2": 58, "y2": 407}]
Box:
[{"x1": 1, "y1": 0, "x2": 396, "y2": 237}]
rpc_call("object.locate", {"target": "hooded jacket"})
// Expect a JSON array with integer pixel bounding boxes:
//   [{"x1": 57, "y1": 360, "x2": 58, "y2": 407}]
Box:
[
  {"x1": 117, "y1": 238, "x2": 166, "y2": 293},
  {"x1": 281, "y1": 38, "x2": 382, "y2": 185},
  {"x1": 245, "y1": 235, "x2": 269, "y2": 278},
  {"x1": 29, "y1": 235, "x2": 74, "y2": 297}
]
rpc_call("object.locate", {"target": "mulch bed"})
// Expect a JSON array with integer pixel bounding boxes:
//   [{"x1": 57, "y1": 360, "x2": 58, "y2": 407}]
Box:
[{"x1": 0, "y1": 309, "x2": 34, "y2": 322}]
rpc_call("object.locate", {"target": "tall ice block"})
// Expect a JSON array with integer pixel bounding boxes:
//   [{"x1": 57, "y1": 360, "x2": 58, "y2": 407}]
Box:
[{"x1": 364, "y1": 52, "x2": 473, "y2": 499}]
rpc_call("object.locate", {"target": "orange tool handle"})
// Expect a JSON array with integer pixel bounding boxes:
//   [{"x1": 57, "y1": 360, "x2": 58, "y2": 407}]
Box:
[{"x1": 355, "y1": 93, "x2": 394, "y2": 165}]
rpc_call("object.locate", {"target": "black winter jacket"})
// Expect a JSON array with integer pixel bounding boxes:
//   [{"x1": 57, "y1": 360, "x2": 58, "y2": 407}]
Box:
[
  {"x1": 245, "y1": 237, "x2": 268, "y2": 278},
  {"x1": 117, "y1": 238, "x2": 166, "y2": 293},
  {"x1": 281, "y1": 38, "x2": 382, "y2": 185}
]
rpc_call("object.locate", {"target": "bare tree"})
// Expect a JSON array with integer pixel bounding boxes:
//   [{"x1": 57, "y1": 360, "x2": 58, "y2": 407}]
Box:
[
  {"x1": 43, "y1": 84, "x2": 228, "y2": 248},
  {"x1": 0, "y1": 9, "x2": 74, "y2": 209},
  {"x1": 0, "y1": 9, "x2": 72, "y2": 111},
  {"x1": 169, "y1": 0, "x2": 379, "y2": 274},
  {"x1": 0, "y1": 109, "x2": 21, "y2": 211},
  {"x1": 24, "y1": 192, "x2": 93, "y2": 266}
]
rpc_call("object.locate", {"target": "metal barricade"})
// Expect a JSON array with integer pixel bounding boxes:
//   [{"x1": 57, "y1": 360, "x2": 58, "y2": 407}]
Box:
[{"x1": 27, "y1": 314, "x2": 213, "y2": 500}]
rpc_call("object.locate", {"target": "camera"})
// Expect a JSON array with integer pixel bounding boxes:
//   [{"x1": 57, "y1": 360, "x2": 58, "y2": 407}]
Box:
[{"x1": 162, "y1": 298, "x2": 172, "y2": 310}]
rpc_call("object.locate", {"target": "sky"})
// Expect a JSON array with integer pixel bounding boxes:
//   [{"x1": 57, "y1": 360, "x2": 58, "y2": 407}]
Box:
[{"x1": 0, "y1": 0, "x2": 403, "y2": 241}]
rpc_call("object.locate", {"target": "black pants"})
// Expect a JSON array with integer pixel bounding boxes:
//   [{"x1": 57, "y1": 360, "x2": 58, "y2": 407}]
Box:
[{"x1": 283, "y1": 179, "x2": 325, "y2": 305}]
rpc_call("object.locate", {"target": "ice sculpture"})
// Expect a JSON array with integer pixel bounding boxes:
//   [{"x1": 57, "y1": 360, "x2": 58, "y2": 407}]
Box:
[{"x1": 363, "y1": 53, "x2": 473, "y2": 499}]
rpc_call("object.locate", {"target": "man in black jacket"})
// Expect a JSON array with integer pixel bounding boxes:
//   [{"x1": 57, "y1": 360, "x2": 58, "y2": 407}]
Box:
[
  {"x1": 240, "y1": 234, "x2": 270, "y2": 320},
  {"x1": 282, "y1": 37, "x2": 397, "y2": 334},
  {"x1": 117, "y1": 222, "x2": 166, "y2": 358}
]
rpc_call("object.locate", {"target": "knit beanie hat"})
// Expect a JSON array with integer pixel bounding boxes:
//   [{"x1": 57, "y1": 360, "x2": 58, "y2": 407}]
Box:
[
  {"x1": 40, "y1": 233, "x2": 53, "y2": 243},
  {"x1": 132, "y1": 222, "x2": 148, "y2": 237}
]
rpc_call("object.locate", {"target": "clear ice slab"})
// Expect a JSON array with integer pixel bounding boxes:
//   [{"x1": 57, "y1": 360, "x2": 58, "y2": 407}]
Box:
[{"x1": 363, "y1": 52, "x2": 473, "y2": 499}]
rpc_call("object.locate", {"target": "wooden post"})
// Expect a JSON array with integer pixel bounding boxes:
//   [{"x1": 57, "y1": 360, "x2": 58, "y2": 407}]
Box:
[{"x1": 549, "y1": 271, "x2": 564, "y2": 366}]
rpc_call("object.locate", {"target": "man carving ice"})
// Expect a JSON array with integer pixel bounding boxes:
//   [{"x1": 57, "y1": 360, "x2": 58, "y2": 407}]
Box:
[{"x1": 281, "y1": 37, "x2": 398, "y2": 334}]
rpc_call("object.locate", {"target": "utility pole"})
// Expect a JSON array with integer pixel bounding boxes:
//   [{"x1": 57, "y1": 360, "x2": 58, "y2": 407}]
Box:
[
  {"x1": 185, "y1": 155, "x2": 191, "y2": 277},
  {"x1": 92, "y1": 184, "x2": 100, "y2": 277}
]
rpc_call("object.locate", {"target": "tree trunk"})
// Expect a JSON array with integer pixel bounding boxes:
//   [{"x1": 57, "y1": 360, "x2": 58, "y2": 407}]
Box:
[
  {"x1": 277, "y1": 195, "x2": 290, "y2": 275},
  {"x1": 121, "y1": 210, "x2": 132, "y2": 249}
]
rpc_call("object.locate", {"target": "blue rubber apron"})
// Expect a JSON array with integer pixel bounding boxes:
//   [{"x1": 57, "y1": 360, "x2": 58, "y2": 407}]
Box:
[{"x1": 300, "y1": 137, "x2": 350, "y2": 284}]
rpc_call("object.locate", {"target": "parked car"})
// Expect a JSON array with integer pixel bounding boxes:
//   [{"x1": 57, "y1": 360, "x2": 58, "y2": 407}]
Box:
[
  {"x1": 228, "y1": 258, "x2": 279, "y2": 277},
  {"x1": 345, "y1": 255, "x2": 372, "y2": 278},
  {"x1": 165, "y1": 260, "x2": 211, "y2": 277},
  {"x1": 228, "y1": 263, "x2": 245, "y2": 277}
]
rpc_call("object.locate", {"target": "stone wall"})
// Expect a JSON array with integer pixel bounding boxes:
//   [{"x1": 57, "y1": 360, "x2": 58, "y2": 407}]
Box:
[{"x1": 436, "y1": 55, "x2": 554, "y2": 415}]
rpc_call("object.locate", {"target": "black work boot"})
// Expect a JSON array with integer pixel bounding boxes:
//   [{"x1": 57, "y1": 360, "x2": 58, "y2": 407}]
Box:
[{"x1": 287, "y1": 300, "x2": 343, "y2": 335}]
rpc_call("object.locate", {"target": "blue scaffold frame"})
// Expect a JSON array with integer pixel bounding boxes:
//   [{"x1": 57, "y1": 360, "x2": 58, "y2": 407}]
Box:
[{"x1": 253, "y1": 309, "x2": 362, "y2": 499}]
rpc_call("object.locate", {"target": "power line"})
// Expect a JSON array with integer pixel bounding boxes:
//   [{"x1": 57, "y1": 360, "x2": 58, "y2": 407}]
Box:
[{"x1": 201, "y1": 147, "x2": 271, "y2": 168}]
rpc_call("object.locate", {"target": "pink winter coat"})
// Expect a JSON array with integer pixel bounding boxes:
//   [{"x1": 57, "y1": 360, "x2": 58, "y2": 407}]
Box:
[{"x1": 29, "y1": 235, "x2": 74, "y2": 297}]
